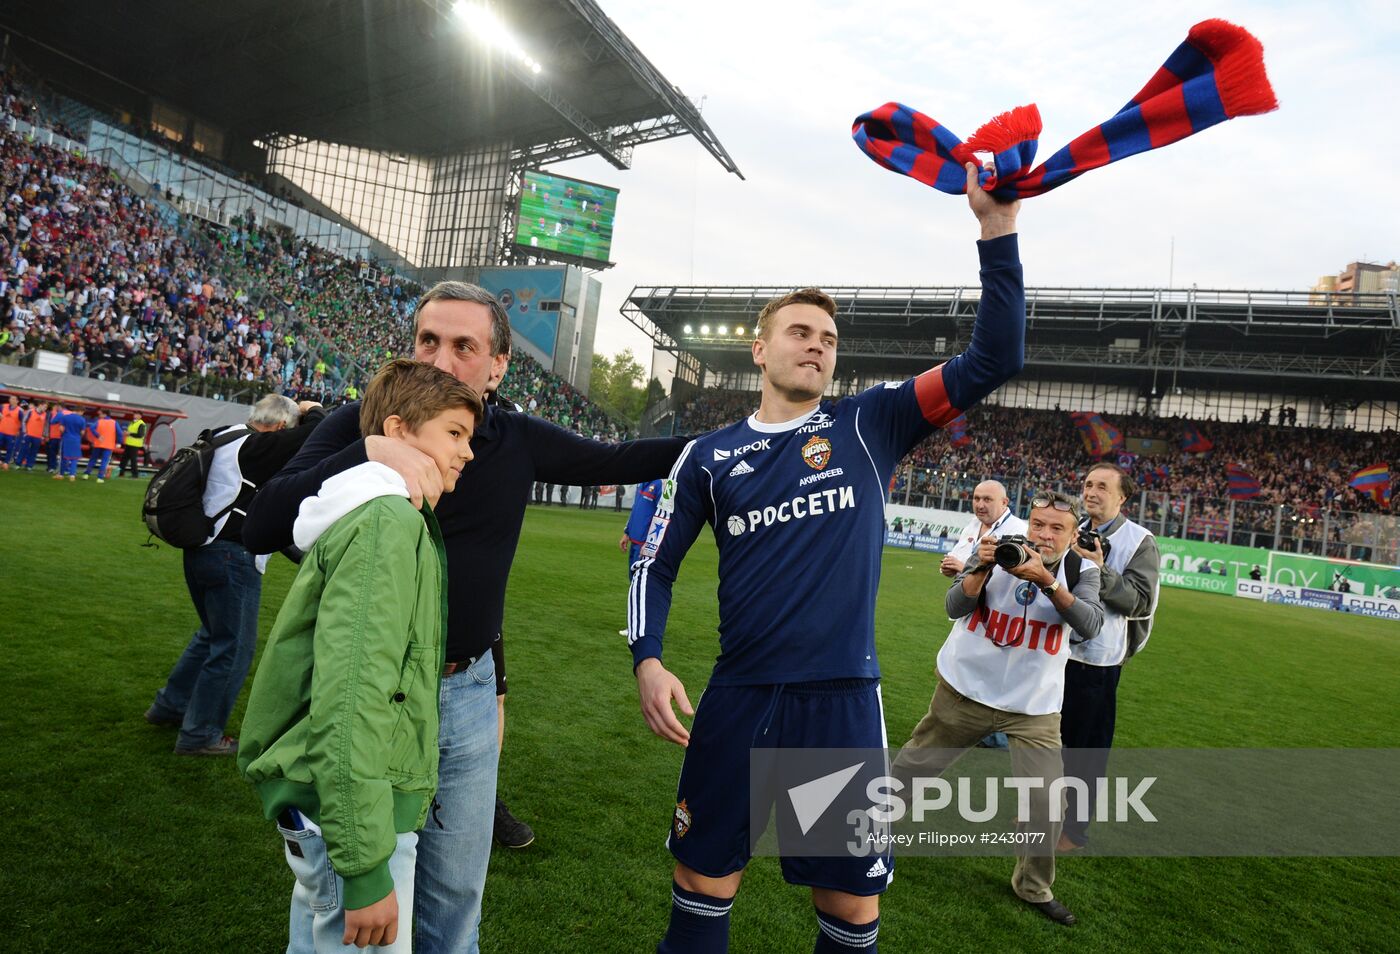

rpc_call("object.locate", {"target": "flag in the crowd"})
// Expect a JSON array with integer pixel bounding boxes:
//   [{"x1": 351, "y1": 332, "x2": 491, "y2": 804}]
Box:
[
  {"x1": 1069, "y1": 411, "x2": 1124, "y2": 457},
  {"x1": 1348, "y1": 463, "x2": 1392, "y2": 507},
  {"x1": 1227, "y1": 462, "x2": 1261, "y2": 500},
  {"x1": 947, "y1": 414, "x2": 972, "y2": 448},
  {"x1": 1181, "y1": 422, "x2": 1214, "y2": 453},
  {"x1": 1142, "y1": 463, "x2": 1169, "y2": 487},
  {"x1": 1117, "y1": 452, "x2": 1138, "y2": 470}
]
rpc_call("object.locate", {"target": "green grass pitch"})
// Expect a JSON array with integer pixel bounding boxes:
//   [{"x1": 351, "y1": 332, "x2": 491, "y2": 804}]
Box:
[{"x1": 2, "y1": 468, "x2": 1396, "y2": 952}]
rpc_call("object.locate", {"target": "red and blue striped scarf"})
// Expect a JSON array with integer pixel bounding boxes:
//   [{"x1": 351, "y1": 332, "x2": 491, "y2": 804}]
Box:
[{"x1": 851, "y1": 19, "x2": 1277, "y2": 199}]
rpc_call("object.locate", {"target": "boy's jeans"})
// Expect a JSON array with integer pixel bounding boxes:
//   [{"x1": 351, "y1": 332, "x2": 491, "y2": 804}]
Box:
[{"x1": 277, "y1": 818, "x2": 419, "y2": 954}]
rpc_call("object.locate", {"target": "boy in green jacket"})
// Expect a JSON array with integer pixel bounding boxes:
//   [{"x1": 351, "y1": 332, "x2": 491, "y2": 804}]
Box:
[{"x1": 239, "y1": 359, "x2": 483, "y2": 953}]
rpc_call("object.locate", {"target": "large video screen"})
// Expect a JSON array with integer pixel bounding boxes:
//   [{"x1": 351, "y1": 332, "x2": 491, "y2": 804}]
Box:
[{"x1": 515, "y1": 170, "x2": 619, "y2": 264}]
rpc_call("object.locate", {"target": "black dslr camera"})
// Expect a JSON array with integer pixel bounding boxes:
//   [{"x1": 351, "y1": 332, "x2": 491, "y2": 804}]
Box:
[
  {"x1": 993, "y1": 534, "x2": 1036, "y2": 570},
  {"x1": 1076, "y1": 527, "x2": 1112, "y2": 559}
]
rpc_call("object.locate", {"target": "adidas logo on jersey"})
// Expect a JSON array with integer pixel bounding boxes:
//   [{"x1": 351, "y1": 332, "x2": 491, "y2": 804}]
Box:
[
  {"x1": 729, "y1": 459, "x2": 755, "y2": 477},
  {"x1": 865, "y1": 857, "x2": 888, "y2": 878}
]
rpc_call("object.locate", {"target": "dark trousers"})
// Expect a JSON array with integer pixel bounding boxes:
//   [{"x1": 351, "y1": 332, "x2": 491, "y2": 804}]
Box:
[
  {"x1": 1059, "y1": 660, "x2": 1122, "y2": 847},
  {"x1": 150, "y1": 541, "x2": 263, "y2": 749},
  {"x1": 119, "y1": 444, "x2": 142, "y2": 477}
]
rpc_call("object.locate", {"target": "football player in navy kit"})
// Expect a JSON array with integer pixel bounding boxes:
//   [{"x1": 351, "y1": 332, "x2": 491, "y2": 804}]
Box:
[{"x1": 626, "y1": 163, "x2": 1024, "y2": 954}]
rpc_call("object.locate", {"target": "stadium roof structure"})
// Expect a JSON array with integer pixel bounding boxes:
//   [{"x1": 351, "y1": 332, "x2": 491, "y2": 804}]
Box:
[
  {"x1": 2, "y1": 0, "x2": 742, "y2": 175},
  {"x1": 623, "y1": 285, "x2": 1400, "y2": 401}
]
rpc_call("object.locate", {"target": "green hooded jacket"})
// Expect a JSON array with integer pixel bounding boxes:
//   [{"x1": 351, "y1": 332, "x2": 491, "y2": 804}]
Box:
[{"x1": 238, "y1": 464, "x2": 448, "y2": 910}]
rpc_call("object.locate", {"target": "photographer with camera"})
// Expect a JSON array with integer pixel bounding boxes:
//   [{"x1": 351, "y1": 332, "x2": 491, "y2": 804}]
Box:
[
  {"x1": 1059, "y1": 462, "x2": 1160, "y2": 851},
  {"x1": 893, "y1": 491, "x2": 1102, "y2": 925}
]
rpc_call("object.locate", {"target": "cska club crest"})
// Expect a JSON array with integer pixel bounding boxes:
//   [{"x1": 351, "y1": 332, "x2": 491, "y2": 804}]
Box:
[
  {"x1": 673, "y1": 799, "x2": 692, "y2": 838},
  {"x1": 802, "y1": 434, "x2": 833, "y2": 471}
]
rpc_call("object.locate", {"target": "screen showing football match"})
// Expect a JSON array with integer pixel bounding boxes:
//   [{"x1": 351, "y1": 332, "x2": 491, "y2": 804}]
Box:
[{"x1": 514, "y1": 170, "x2": 619, "y2": 263}]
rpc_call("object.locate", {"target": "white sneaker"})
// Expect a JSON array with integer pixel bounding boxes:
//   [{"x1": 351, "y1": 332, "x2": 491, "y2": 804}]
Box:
[{"x1": 618, "y1": 628, "x2": 628, "y2": 636}]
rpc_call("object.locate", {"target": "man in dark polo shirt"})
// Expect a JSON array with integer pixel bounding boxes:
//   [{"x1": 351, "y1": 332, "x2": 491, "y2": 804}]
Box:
[{"x1": 243, "y1": 282, "x2": 685, "y2": 954}]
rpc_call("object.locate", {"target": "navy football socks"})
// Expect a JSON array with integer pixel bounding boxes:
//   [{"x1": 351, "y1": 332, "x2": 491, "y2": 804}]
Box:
[
  {"x1": 813, "y1": 909, "x2": 879, "y2": 953},
  {"x1": 657, "y1": 881, "x2": 734, "y2": 954}
]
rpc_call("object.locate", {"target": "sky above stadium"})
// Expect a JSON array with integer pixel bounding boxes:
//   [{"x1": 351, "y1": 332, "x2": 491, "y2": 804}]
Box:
[{"x1": 552, "y1": 0, "x2": 1398, "y2": 368}]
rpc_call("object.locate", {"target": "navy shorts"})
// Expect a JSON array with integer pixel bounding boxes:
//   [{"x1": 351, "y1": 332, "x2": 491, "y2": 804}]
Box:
[{"x1": 666, "y1": 678, "x2": 893, "y2": 896}]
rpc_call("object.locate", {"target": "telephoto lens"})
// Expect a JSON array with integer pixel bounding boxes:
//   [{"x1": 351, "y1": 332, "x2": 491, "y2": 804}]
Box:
[{"x1": 993, "y1": 534, "x2": 1034, "y2": 570}]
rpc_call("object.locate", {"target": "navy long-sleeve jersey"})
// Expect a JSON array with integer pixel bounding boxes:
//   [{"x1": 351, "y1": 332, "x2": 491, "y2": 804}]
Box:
[{"x1": 627, "y1": 234, "x2": 1025, "y2": 686}]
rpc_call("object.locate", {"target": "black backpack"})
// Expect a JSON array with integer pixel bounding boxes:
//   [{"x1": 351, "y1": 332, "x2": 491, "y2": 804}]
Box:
[{"x1": 142, "y1": 426, "x2": 250, "y2": 548}]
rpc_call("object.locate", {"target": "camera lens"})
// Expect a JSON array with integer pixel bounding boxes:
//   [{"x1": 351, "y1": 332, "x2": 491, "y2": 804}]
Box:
[{"x1": 993, "y1": 539, "x2": 1029, "y2": 570}]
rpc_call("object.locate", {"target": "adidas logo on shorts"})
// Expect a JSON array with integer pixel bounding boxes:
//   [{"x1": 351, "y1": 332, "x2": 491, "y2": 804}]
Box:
[
  {"x1": 729, "y1": 459, "x2": 755, "y2": 477},
  {"x1": 865, "y1": 857, "x2": 888, "y2": 878}
]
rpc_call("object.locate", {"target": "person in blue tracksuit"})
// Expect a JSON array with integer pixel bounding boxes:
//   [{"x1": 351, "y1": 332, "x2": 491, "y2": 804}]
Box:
[
  {"x1": 51, "y1": 406, "x2": 90, "y2": 480},
  {"x1": 619, "y1": 478, "x2": 664, "y2": 571},
  {"x1": 616, "y1": 478, "x2": 664, "y2": 637}
]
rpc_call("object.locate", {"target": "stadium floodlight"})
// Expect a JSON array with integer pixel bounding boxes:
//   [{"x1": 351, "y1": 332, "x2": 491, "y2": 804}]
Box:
[
  {"x1": 452, "y1": 1, "x2": 543, "y2": 74},
  {"x1": 735, "y1": 326, "x2": 745, "y2": 336},
  {"x1": 717, "y1": 325, "x2": 728, "y2": 335},
  {"x1": 683, "y1": 324, "x2": 693, "y2": 334},
  {"x1": 700, "y1": 325, "x2": 711, "y2": 335}
]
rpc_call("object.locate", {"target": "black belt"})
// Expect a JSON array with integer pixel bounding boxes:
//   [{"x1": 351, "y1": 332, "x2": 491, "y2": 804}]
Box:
[{"x1": 442, "y1": 655, "x2": 481, "y2": 677}]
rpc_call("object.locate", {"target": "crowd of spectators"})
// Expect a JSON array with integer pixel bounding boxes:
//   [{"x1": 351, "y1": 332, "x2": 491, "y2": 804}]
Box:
[
  {"x1": 0, "y1": 91, "x2": 628, "y2": 439},
  {"x1": 679, "y1": 389, "x2": 754, "y2": 433},
  {"x1": 500, "y1": 350, "x2": 631, "y2": 441},
  {"x1": 0, "y1": 125, "x2": 342, "y2": 402},
  {"x1": 678, "y1": 389, "x2": 1398, "y2": 521}
]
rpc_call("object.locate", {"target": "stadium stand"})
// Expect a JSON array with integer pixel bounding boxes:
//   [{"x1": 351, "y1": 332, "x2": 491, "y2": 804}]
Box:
[{"x1": 1, "y1": 98, "x2": 629, "y2": 439}]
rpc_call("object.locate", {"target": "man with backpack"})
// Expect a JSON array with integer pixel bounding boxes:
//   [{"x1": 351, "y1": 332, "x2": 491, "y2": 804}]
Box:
[{"x1": 144, "y1": 394, "x2": 324, "y2": 756}]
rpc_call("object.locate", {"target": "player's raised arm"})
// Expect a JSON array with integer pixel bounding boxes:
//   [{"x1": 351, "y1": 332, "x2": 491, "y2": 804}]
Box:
[
  {"x1": 861, "y1": 162, "x2": 1025, "y2": 462},
  {"x1": 914, "y1": 162, "x2": 1025, "y2": 426}
]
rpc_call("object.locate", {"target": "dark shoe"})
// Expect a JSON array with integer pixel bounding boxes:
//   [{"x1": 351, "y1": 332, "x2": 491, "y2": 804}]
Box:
[
  {"x1": 175, "y1": 735, "x2": 238, "y2": 756},
  {"x1": 144, "y1": 705, "x2": 183, "y2": 728},
  {"x1": 1024, "y1": 897, "x2": 1077, "y2": 926},
  {"x1": 494, "y1": 797, "x2": 535, "y2": 848}
]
